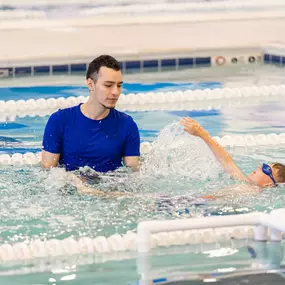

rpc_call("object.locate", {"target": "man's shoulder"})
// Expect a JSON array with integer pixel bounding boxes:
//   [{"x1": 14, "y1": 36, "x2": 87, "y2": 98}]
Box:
[
  {"x1": 52, "y1": 104, "x2": 79, "y2": 119},
  {"x1": 113, "y1": 109, "x2": 134, "y2": 123},
  {"x1": 47, "y1": 105, "x2": 79, "y2": 129}
]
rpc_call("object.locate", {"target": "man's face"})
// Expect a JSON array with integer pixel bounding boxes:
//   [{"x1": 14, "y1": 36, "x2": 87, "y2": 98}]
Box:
[{"x1": 92, "y1": 66, "x2": 123, "y2": 109}]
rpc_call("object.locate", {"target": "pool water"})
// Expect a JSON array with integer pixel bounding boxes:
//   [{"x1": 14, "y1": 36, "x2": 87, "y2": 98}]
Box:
[
  {"x1": 1, "y1": 70, "x2": 285, "y2": 283},
  {"x1": 0, "y1": 83, "x2": 285, "y2": 237}
]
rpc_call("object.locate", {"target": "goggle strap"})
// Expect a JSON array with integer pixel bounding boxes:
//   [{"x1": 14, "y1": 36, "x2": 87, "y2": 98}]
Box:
[{"x1": 269, "y1": 173, "x2": 277, "y2": 186}]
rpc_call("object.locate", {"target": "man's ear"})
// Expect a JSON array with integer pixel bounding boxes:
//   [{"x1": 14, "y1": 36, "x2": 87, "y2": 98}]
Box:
[{"x1": 87, "y1": 78, "x2": 94, "y2": 91}]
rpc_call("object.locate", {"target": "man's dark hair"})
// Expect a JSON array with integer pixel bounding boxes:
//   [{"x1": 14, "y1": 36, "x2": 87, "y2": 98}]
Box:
[{"x1": 86, "y1": 55, "x2": 121, "y2": 80}]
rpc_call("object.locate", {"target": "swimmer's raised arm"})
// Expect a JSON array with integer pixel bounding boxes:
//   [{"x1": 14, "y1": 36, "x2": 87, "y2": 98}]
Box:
[{"x1": 180, "y1": 117, "x2": 251, "y2": 184}]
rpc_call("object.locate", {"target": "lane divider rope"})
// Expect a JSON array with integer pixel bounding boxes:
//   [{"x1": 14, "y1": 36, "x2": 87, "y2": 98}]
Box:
[
  {"x1": 0, "y1": 226, "x2": 254, "y2": 261},
  {"x1": 0, "y1": 84, "x2": 284, "y2": 117},
  {"x1": 1, "y1": 132, "x2": 285, "y2": 165}
]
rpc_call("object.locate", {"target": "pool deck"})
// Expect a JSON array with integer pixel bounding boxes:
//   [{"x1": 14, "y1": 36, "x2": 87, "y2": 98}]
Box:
[{"x1": 1, "y1": 10, "x2": 285, "y2": 67}]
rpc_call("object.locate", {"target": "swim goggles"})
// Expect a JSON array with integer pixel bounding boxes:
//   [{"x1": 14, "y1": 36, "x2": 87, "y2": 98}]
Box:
[{"x1": 262, "y1": 163, "x2": 277, "y2": 186}]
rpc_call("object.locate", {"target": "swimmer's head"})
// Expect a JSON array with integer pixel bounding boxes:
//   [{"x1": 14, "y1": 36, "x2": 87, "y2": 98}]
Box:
[
  {"x1": 86, "y1": 55, "x2": 122, "y2": 109},
  {"x1": 248, "y1": 162, "x2": 285, "y2": 187}
]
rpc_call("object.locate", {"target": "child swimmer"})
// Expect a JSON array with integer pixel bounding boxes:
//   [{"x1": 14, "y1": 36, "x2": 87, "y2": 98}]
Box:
[
  {"x1": 180, "y1": 117, "x2": 285, "y2": 193},
  {"x1": 157, "y1": 117, "x2": 285, "y2": 215}
]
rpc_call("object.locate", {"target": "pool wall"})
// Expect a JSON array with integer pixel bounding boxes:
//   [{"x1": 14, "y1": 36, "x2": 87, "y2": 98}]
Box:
[{"x1": 1, "y1": 4, "x2": 285, "y2": 77}]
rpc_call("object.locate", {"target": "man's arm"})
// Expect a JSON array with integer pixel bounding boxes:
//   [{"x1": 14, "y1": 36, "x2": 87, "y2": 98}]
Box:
[
  {"x1": 47, "y1": 167, "x2": 129, "y2": 198},
  {"x1": 123, "y1": 156, "x2": 140, "y2": 171},
  {"x1": 123, "y1": 117, "x2": 141, "y2": 171},
  {"x1": 41, "y1": 150, "x2": 60, "y2": 168},
  {"x1": 67, "y1": 170, "x2": 130, "y2": 197},
  {"x1": 180, "y1": 117, "x2": 251, "y2": 183},
  {"x1": 42, "y1": 111, "x2": 63, "y2": 168}
]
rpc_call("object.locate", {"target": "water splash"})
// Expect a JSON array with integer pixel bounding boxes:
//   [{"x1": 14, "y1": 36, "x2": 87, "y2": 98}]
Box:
[{"x1": 140, "y1": 122, "x2": 222, "y2": 180}]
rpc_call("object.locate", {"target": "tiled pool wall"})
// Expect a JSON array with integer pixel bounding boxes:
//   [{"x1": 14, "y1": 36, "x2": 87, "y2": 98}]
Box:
[
  {"x1": 264, "y1": 53, "x2": 285, "y2": 66},
  {"x1": 0, "y1": 52, "x2": 284, "y2": 79}
]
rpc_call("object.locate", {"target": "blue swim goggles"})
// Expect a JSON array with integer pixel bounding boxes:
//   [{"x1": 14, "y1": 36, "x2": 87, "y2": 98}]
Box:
[{"x1": 262, "y1": 163, "x2": 277, "y2": 186}]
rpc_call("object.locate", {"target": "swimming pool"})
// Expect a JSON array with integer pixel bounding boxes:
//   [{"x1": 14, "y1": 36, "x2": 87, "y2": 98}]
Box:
[{"x1": 1, "y1": 65, "x2": 285, "y2": 284}]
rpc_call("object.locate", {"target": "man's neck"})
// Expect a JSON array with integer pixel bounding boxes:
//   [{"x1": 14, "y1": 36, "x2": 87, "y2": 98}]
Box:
[{"x1": 81, "y1": 101, "x2": 110, "y2": 120}]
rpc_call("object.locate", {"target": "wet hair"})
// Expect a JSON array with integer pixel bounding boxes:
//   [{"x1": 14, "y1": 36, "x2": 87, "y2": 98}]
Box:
[
  {"x1": 272, "y1": 163, "x2": 285, "y2": 183},
  {"x1": 86, "y1": 55, "x2": 121, "y2": 81}
]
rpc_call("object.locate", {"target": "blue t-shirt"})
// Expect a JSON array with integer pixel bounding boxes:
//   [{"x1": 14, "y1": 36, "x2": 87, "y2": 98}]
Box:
[{"x1": 42, "y1": 104, "x2": 140, "y2": 172}]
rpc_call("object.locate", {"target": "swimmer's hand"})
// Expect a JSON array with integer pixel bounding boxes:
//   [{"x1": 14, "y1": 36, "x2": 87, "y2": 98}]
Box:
[{"x1": 180, "y1": 117, "x2": 208, "y2": 138}]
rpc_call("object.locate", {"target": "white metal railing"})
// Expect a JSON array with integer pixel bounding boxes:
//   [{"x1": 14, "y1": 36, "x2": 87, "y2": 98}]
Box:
[
  {"x1": 137, "y1": 209, "x2": 285, "y2": 253},
  {"x1": 136, "y1": 209, "x2": 285, "y2": 284}
]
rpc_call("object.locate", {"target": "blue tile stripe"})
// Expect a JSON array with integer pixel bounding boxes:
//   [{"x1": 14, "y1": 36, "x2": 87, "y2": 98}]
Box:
[
  {"x1": 161, "y1": 58, "x2": 176, "y2": 67},
  {"x1": 71, "y1": 63, "x2": 86, "y2": 72},
  {"x1": 34, "y1": 66, "x2": 50, "y2": 73},
  {"x1": 264, "y1": 53, "x2": 270, "y2": 63},
  {"x1": 53, "y1": 65, "x2": 69, "y2": 72},
  {"x1": 1, "y1": 54, "x2": 284, "y2": 78},
  {"x1": 126, "y1": 60, "x2": 141, "y2": 70},
  {"x1": 263, "y1": 53, "x2": 285, "y2": 66},
  {"x1": 143, "y1": 60, "x2": 158, "y2": 68},
  {"x1": 196, "y1": 57, "x2": 211, "y2": 65},
  {"x1": 271, "y1": 55, "x2": 281, "y2": 64},
  {"x1": 179, "y1": 57, "x2": 194, "y2": 66},
  {"x1": 15, "y1": 66, "x2": 31, "y2": 75}
]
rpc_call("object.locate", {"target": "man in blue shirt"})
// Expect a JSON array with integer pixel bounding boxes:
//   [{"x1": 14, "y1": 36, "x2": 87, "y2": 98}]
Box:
[{"x1": 42, "y1": 55, "x2": 140, "y2": 177}]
